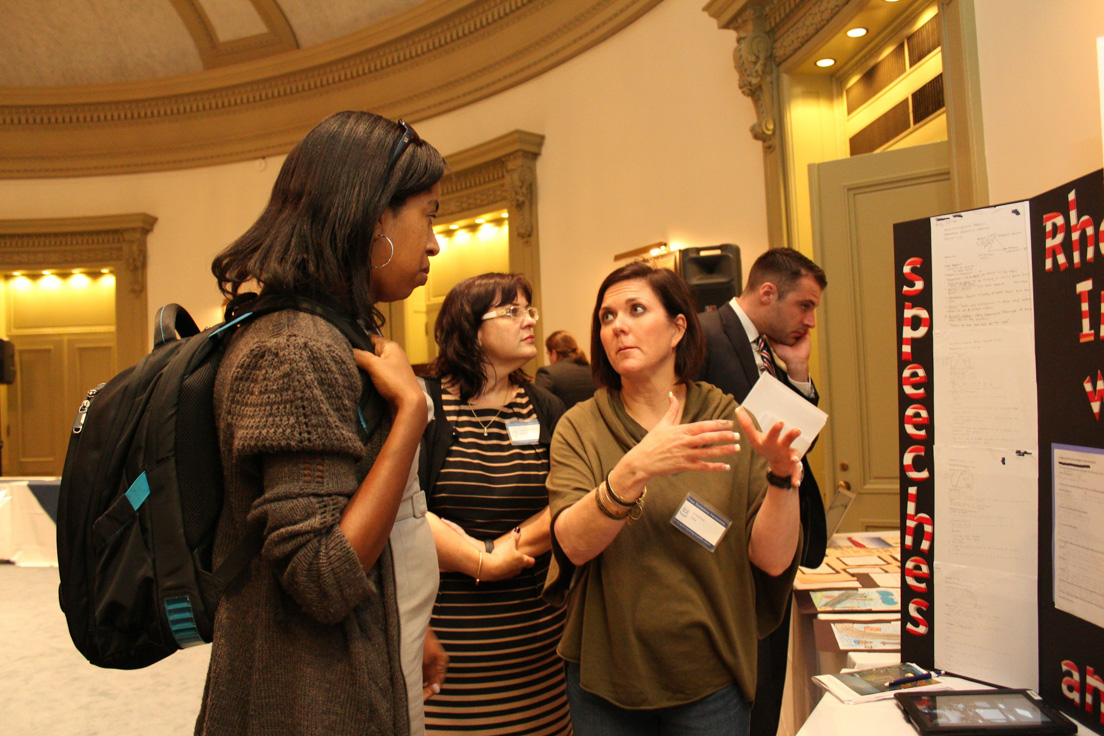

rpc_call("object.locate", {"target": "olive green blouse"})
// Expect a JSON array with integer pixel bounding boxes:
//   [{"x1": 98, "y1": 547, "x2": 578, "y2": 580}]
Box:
[{"x1": 543, "y1": 381, "x2": 800, "y2": 709}]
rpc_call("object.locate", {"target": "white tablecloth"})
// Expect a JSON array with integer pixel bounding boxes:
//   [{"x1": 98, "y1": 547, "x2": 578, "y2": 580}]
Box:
[
  {"x1": 797, "y1": 676, "x2": 1102, "y2": 736},
  {"x1": 0, "y1": 478, "x2": 59, "y2": 566}
]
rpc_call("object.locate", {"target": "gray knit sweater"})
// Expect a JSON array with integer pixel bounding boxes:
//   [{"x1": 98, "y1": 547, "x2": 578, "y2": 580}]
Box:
[{"x1": 195, "y1": 310, "x2": 407, "y2": 736}]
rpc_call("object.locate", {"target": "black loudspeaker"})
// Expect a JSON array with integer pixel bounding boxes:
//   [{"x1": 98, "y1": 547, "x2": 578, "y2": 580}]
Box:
[
  {"x1": 679, "y1": 244, "x2": 741, "y2": 310},
  {"x1": 0, "y1": 339, "x2": 14, "y2": 384}
]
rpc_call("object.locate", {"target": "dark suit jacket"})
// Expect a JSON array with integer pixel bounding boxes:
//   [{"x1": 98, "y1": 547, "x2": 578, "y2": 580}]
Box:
[
  {"x1": 534, "y1": 359, "x2": 597, "y2": 410},
  {"x1": 697, "y1": 303, "x2": 827, "y2": 568}
]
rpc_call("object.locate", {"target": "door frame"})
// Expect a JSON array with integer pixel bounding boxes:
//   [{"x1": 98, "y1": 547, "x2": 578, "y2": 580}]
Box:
[
  {"x1": 0, "y1": 213, "x2": 154, "y2": 367},
  {"x1": 386, "y1": 130, "x2": 545, "y2": 375},
  {"x1": 704, "y1": 0, "x2": 988, "y2": 497},
  {"x1": 0, "y1": 213, "x2": 153, "y2": 475},
  {"x1": 810, "y1": 141, "x2": 952, "y2": 530}
]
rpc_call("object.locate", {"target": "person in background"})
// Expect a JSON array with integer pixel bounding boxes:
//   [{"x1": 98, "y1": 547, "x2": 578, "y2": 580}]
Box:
[
  {"x1": 697, "y1": 246, "x2": 828, "y2": 736},
  {"x1": 420, "y1": 272, "x2": 573, "y2": 735},
  {"x1": 544, "y1": 261, "x2": 803, "y2": 735},
  {"x1": 535, "y1": 330, "x2": 597, "y2": 410},
  {"x1": 198, "y1": 111, "x2": 447, "y2": 736}
]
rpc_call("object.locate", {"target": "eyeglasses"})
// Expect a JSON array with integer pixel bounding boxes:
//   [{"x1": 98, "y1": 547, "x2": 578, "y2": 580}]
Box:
[
  {"x1": 386, "y1": 119, "x2": 420, "y2": 169},
  {"x1": 481, "y1": 305, "x2": 540, "y2": 323}
]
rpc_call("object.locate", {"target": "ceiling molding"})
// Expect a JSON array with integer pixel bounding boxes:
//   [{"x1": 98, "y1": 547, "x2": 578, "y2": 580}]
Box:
[{"x1": 0, "y1": 0, "x2": 661, "y2": 179}]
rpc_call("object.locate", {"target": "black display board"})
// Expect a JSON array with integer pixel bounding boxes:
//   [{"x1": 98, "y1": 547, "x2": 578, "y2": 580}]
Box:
[
  {"x1": 1032, "y1": 170, "x2": 1104, "y2": 733},
  {"x1": 894, "y1": 217, "x2": 936, "y2": 670},
  {"x1": 894, "y1": 169, "x2": 1104, "y2": 733}
]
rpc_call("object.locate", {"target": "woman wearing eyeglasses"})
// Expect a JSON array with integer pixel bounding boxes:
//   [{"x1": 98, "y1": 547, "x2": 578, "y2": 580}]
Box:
[
  {"x1": 419, "y1": 273, "x2": 573, "y2": 735},
  {"x1": 196, "y1": 112, "x2": 447, "y2": 736}
]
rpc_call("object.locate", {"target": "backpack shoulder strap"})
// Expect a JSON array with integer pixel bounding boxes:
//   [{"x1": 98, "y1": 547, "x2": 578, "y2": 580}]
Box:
[
  {"x1": 154, "y1": 304, "x2": 200, "y2": 348},
  {"x1": 229, "y1": 293, "x2": 374, "y2": 350}
]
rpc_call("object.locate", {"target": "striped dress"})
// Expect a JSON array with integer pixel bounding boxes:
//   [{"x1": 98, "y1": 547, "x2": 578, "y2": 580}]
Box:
[{"x1": 424, "y1": 388, "x2": 572, "y2": 736}]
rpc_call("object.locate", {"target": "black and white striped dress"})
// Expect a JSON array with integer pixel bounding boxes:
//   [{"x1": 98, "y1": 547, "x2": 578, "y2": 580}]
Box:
[{"x1": 424, "y1": 388, "x2": 571, "y2": 736}]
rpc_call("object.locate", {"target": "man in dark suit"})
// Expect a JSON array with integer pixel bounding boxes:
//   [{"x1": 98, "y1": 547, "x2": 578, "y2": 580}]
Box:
[
  {"x1": 535, "y1": 329, "x2": 597, "y2": 410},
  {"x1": 697, "y1": 246, "x2": 828, "y2": 736}
]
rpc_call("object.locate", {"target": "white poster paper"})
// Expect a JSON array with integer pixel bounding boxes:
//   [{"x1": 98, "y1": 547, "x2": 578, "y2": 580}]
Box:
[
  {"x1": 934, "y1": 561, "x2": 1038, "y2": 689},
  {"x1": 929, "y1": 202, "x2": 1040, "y2": 688},
  {"x1": 1052, "y1": 444, "x2": 1104, "y2": 630}
]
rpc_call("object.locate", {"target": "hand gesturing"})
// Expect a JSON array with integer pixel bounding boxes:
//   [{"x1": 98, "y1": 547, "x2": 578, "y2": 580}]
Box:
[
  {"x1": 735, "y1": 407, "x2": 803, "y2": 485},
  {"x1": 623, "y1": 392, "x2": 741, "y2": 481}
]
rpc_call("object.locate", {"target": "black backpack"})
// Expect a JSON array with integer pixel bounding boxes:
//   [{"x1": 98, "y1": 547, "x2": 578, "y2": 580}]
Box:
[{"x1": 57, "y1": 294, "x2": 378, "y2": 669}]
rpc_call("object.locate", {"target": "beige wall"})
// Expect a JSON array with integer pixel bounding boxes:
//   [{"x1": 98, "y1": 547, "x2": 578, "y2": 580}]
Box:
[
  {"x1": 975, "y1": 0, "x2": 1104, "y2": 204},
  {"x1": 0, "y1": 161, "x2": 278, "y2": 332},
  {"x1": 0, "y1": 0, "x2": 767, "y2": 354}
]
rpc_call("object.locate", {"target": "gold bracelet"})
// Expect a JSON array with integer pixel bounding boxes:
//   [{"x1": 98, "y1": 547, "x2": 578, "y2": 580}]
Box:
[
  {"x1": 476, "y1": 550, "x2": 484, "y2": 584},
  {"x1": 594, "y1": 482, "x2": 630, "y2": 521}
]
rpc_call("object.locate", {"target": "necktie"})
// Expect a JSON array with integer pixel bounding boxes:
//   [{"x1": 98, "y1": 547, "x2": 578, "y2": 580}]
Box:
[{"x1": 756, "y1": 335, "x2": 777, "y2": 377}]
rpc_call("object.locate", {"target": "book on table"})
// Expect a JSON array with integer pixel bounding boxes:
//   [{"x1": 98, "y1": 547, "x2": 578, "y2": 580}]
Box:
[{"x1": 813, "y1": 662, "x2": 951, "y2": 704}]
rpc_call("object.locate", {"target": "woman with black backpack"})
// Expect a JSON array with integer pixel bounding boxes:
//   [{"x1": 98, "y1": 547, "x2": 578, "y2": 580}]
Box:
[{"x1": 196, "y1": 111, "x2": 447, "y2": 736}]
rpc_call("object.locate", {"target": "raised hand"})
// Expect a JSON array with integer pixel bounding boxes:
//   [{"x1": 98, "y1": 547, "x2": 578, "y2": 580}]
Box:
[
  {"x1": 767, "y1": 331, "x2": 811, "y2": 382},
  {"x1": 735, "y1": 407, "x2": 802, "y2": 486},
  {"x1": 619, "y1": 392, "x2": 741, "y2": 487},
  {"x1": 353, "y1": 336, "x2": 426, "y2": 419}
]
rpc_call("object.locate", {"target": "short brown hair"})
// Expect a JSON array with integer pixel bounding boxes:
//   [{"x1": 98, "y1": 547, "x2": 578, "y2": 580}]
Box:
[
  {"x1": 744, "y1": 247, "x2": 827, "y2": 298},
  {"x1": 590, "y1": 261, "x2": 704, "y2": 390}
]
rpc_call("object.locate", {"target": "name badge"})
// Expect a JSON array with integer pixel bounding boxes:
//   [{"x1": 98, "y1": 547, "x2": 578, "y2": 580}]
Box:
[
  {"x1": 671, "y1": 493, "x2": 732, "y2": 552},
  {"x1": 505, "y1": 418, "x2": 540, "y2": 445}
]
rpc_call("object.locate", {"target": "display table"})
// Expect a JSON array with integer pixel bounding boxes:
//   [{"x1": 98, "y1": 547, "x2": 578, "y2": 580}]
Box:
[
  {"x1": 796, "y1": 675, "x2": 1102, "y2": 736},
  {"x1": 0, "y1": 477, "x2": 60, "y2": 566},
  {"x1": 781, "y1": 531, "x2": 902, "y2": 734}
]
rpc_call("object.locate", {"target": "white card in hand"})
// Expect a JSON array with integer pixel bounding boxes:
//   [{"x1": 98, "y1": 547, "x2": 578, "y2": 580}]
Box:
[{"x1": 740, "y1": 372, "x2": 827, "y2": 458}]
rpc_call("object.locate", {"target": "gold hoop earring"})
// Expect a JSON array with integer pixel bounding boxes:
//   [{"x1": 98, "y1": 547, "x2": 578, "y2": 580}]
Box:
[{"x1": 372, "y1": 234, "x2": 394, "y2": 269}]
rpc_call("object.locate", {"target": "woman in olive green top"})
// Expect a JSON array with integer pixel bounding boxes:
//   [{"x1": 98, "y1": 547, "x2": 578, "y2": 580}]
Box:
[{"x1": 543, "y1": 261, "x2": 804, "y2": 736}]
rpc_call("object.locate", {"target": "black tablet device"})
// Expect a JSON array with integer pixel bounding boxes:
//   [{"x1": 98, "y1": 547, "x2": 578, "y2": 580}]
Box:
[{"x1": 894, "y1": 688, "x2": 1077, "y2": 736}]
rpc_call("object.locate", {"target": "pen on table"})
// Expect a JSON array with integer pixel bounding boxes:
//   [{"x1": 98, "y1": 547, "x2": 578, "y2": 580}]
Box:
[{"x1": 888, "y1": 670, "x2": 944, "y2": 687}]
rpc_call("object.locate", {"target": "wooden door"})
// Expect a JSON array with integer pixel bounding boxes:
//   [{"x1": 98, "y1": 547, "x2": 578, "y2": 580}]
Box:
[
  {"x1": 8, "y1": 333, "x2": 114, "y2": 476},
  {"x1": 810, "y1": 141, "x2": 954, "y2": 531}
]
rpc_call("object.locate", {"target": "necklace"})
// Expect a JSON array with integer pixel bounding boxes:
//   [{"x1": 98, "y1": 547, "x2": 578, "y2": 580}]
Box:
[{"x1": 467, "y1": 384, "x2": 513, "y2": 436}]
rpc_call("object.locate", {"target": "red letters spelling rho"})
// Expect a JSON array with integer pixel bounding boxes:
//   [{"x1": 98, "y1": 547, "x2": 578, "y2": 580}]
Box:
[{"x1": 1042, "y1": 188, "x2": 1104, "y2": 420}]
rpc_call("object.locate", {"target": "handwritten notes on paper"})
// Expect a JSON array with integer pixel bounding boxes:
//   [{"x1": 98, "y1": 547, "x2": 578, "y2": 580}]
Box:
[
  {"x1": 931, "y1": 207, "x2": 1035, "y2": 329},
  {"x1": 929, "y1": 203, "x2": 1040, "y2": 685}
]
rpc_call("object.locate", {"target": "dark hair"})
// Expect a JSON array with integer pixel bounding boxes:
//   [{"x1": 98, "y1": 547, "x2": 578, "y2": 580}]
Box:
[
  {"x1": 590, "y1": 261, "x2": 704, "y2": 390},
  {"x1": 212, "y1": 111, "x2": 446, "y2": 329},
  {"x1": 545, "y1": 330, "x2": 588, "y2": 365},
  {"x1": 744, "y1": 247, "x2": 827, "y2": 298},
  {"x1": 430, "y1": 273, "x2": 533, "y2": 402}
]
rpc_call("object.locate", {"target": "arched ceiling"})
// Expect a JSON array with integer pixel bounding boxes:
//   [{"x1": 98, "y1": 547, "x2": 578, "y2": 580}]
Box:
[
  {"x1": 0, "y1": 0, "x2": 662, "y2": 178},
  {"x1": 0, "y1": 1, "x2": 428, "y2": 88}
]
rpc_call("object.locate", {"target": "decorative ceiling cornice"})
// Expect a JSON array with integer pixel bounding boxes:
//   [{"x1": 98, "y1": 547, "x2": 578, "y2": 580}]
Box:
[
  {"x1": 0, "y1": 0, "x2": 660, "y2": 179},
  {"x1": 703, "y1": 0, "x2": 857, "y2": 149}
]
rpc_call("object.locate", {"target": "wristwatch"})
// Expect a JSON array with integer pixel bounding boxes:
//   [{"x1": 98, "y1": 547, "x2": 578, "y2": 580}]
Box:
[
  {"x1": 484, "y1": 538, "x2": 495, "y2": 553},
  {"x1": 766, "y1": 470, "x2": 797, "y2": 489}
]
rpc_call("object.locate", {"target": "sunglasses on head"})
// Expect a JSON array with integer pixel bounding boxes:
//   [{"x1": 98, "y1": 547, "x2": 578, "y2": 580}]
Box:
[{"x1": 386, "y1": 119, "x2": 420, "y2": 169}]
